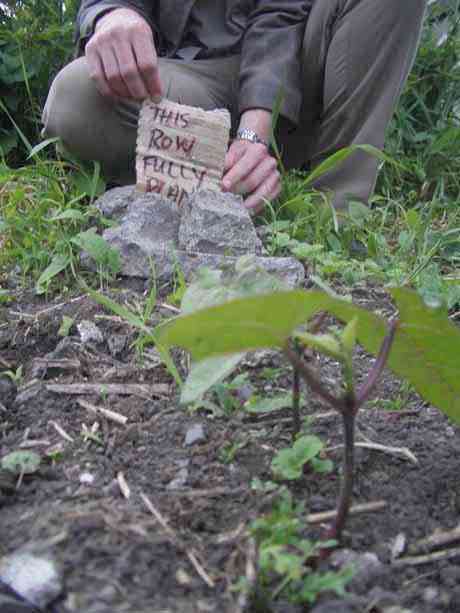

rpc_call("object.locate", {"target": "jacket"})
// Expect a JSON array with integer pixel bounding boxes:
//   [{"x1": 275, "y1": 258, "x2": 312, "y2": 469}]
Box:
[{"x1": 76, "y1": 0, "x2": 313, "y2": 124}]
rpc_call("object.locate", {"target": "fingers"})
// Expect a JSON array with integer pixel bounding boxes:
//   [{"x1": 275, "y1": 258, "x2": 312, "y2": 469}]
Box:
[
  {"x1": 86, "y1": 48, "x2": 112, "y2": 98},
  {"x1": 132, "y1": 31, "x2": 162, "y2": 100},
  {"x1": 223, "y1": 140, "x2": 281, "y2": 214},
  {"x1": 245, "y1": 172, "x2": 281, "y2": 214},
  {"x1": 86, "y1": 8, "x2": 162, "y2": 101},
  {"x1": 222, "y1": 141, "x2": 267, "y2": 192}
]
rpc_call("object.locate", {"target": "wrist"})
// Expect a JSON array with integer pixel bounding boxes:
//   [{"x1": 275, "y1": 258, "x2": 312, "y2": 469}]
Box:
[
  {"x1": 236, "y1": 128, "x2": 269, "y2": 148},
  {"x1": 238, "y1": 109, "x2": 272, "y2": 144}
]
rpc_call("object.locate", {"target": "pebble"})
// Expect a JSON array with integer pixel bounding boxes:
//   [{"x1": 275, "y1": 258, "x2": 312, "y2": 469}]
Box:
[
  {"x1": 167, "y1": 468, "x2": 189, "y2": 490},
  {"x1": 330, "y1": 549, "x2": 387, "y2": 593},
  {"x1": 0, "y1": 550, "x2": 62, "y2": 609},
  {"x1": 77, "y1": 320, "x2": 104, "y2": 345},
  {"x1": 184, "y1": 423, "x2": 207, "y2": 446},
  {"x1": 422, "y1": 586, "x2": 439, "y2": 604},
  {"x1": 107, "y1": 334, "x2": 128, "y2": 357},
  {"x1": 79, "y1": 472, "x2": 95, "y2": 485}
]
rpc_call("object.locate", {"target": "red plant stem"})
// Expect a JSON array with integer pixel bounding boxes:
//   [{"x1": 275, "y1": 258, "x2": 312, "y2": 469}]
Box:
[
  {"x1": 329, "y1": 406, "x2": 356, "y2": 541},
  {"x1": 292, "y1": 367, "x2": 301, "y2": 439},
  {"x1": 284, "y1": 344, "x2": 344, "y2": 413},
  {"x1": 356, "y1": 319, "x2": 398, "y2": 407}
]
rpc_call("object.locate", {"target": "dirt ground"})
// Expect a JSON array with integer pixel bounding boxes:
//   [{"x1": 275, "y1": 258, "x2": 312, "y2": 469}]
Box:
[{"x1": 1, "y1": 280, "x2": 460, "y2": 613}]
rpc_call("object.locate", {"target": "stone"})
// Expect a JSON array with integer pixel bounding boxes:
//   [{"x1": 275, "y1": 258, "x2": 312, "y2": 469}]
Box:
[
  {"x1": 136, "y1": 98, "x2": 230, "y2": 205},
  {"x1": 330, "y1": 549, "x2": 387, "y2": 594},
  {"x1": 167, "y1": 467, "x2": 189, "y2": 490},
  {"x1": 0, "y1": 550, "x2": 62, "y2": 609},
  {"x1": 107, "y1": 334, "x2": 128, "y2": 357},
  {"x1": 178, "y1": 190, "x2": 263, "y2": 256},
  {"x1": 185, "y1": 423, "x2": 207, "y2": 446},
  {"x1": 89, "y1": 187, "x2": 305, "y2": 287},
  {"x1": 77, "y1": 320, "x2": 103, "y2": 345},
  {"x1": 93, "y1": 185, "x2": 135, "y2": 219}
]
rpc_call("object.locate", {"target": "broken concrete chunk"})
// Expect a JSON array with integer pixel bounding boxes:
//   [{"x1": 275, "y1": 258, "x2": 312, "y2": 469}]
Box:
[
  {"x1": 184, "y1": 423, "x2": 207, "y2": 446},
  {"x1": 0, "y1": 550, "x2": 62, "y2": 609},
  {"x1": 101, "y1": 192, "x2": 180, "y2": 265},
  {"x1": 94, "y1": 185, "x2": 135, "y2": 219},
  {"x1": 136, "y1": 99, "x2": 230, "y2": 205},
  {"x1": 89, "y1": 188, "x2": 305, "y2": 287},
  {"x1": 178, "y1": 190, "x2": 263, "y2": 256},
  {"x1": 77, "y1": 320, "x2": 103, "y2": 345}
]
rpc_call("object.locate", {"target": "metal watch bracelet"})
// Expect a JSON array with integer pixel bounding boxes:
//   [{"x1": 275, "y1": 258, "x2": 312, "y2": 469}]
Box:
[{"x1": 235, "y1": 128, "x2": 269, "y2": 148}]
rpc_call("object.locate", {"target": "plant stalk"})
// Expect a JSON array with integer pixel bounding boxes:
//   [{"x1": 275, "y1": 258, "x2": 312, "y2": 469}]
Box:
[
  {"x1": 292, "y1": 367, "x2": 301, "y2": 439},
  {"x1": 325, "y1": 405, "x2": 356, "y2": 542},
  {"x1": 284, "y1": 344, "x2": 343, "y2": 412},
  {"x1": 356, "y1": 319, "x2": 398, "y2": 407}
]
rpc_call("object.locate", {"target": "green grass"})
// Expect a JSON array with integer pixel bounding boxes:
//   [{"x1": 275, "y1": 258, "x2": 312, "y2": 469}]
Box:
[{"x1": 0, "y1": 1, "x2": 458, "y2": 304}]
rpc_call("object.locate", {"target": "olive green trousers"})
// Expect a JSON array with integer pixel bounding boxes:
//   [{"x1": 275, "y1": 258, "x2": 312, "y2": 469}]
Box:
[{"x1": 42, "y1": 0, "x2": 427, "y2": 209}]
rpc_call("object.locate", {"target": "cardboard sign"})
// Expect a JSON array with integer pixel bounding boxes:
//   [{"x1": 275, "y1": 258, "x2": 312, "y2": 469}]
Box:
[{"x1": 136, "y1": 98, "x2": 231, "y2": 206}]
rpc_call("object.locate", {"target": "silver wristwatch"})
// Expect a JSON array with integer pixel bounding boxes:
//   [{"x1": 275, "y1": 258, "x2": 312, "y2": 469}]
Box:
[{"x1": 236, "y1": 128, "x2": 269, "y2": 148}]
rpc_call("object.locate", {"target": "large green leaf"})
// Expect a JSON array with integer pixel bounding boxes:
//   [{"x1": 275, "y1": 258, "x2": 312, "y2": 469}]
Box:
[
  {"x1": 181, "y1": 353, "x2": 245, "y2": 404},
  {"x1": 35, "y1": 253, "x2": 71, "y2": 294},
  {"x1": 157, "y1": 287, "x2": 460, "y2": 423},
  {"x1": 157, "y1": 290, "x2": 327, "y2": 359}
]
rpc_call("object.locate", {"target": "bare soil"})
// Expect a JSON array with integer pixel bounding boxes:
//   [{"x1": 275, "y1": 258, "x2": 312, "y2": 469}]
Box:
[{"x1": 1, "y1": 281, "x2": 460, "y2": 613}]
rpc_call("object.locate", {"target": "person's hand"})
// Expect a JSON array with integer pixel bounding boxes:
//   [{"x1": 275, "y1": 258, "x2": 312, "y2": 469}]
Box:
[
  {"x1": 85, "y1": 7, "x2": 162, "y2": 100},
  {"x1": 223, "y1": 139, "x2": 281, "y2": 214}
]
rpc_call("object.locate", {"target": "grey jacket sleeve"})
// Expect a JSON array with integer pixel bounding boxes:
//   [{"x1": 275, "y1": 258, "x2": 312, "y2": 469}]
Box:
[
  {"x1": 239, "y1": 0, "x2": 312, "y2": 125},
  {"x1": 75, "y1": 0, "x2": 154, "y2": 53}
]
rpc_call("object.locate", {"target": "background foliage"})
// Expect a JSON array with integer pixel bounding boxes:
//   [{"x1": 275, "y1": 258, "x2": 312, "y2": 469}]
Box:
[
  {"x1": 0, "y1": 0, "x2": 78, "y2": 164},
  {"x1": 0, "y1": 0, "x2": 459, "y2": 291}
]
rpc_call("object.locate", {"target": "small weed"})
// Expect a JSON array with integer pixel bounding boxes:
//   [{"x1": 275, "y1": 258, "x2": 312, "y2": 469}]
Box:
[
  {"x1": 218, "y1": 438, "x2": 248, "y2": 464},
  {"x1": 250, "y1": 490, "x2": 353, "y2": 606},
  {"x1": 3, "y1": 365, "x2": 24, "y2": 384},
  {"x1": 271, "y1": 435, "x2": 333, "y2": 481}
]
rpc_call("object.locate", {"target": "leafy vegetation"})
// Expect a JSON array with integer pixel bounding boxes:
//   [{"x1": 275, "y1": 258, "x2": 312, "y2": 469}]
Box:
[{"x1": 1, "y1": 1, "x2": 460, "y2": 609}]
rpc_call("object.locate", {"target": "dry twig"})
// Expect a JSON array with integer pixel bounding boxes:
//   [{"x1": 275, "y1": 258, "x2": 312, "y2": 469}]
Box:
[
  {"x1": 306, "y1": 500, "x2": 387, "y2": 525},
  {"x1": 408, "y1": 525, "x2": 460, "y2": 555},
  {"x1": 393, "y1": 546, "x2": 460, "y2": 567},
  {"x1": 326, "y1": 441, "x2": 418, "y2": 465},
  {"x1": 47, "y1": 382, "x2": 169, "y2": 398},
  {"x1": 49, "y1": 420, "x2": 74, "y2": 443},
  {"x1": 77, "y1": 399, "x2": 128, "y2": 426}
]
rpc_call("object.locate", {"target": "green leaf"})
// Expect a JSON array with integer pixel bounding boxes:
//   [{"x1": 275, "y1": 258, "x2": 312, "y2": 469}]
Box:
[
  {"x1": 181, "y1": 354, "x2": 245, "y2": 404},
  {"x1": 157, "y1": 291, "x2": 324, "y2": 359},
  {"x1": 58, "y1": 315, "x2": 74, "y2": 337},
  {"x1": 35, "y1": 253, "x2": 71, "y2": 294},
  {"x1": 341, "y1": 318, "x2": 358, "y2": 356},
  {"x1": 49, "y1": 209, "x2": 85, "y2": 222},
  {"x1": 294, "y1": 332, "x2": 343, "y2": 361},
  {"x1": 27, "y1": 137, "x2": 60, "y2": 159},
  {"x1": 301, "y1": 144, "x2": 402, "y2": 189},
  {"x1": 386, "y1": 288, "x2": 460, "y2": 423},
  {"x1": 271, "y1": 435, "x2": 324, "y2": 481},
  {"x1": 245, "y1": 392, "x2": 294, "y2": 414},
  {"x1": 72, "y1": 229, "x2": 120, "y2": 274},
  {"x1": 1, "y1": 451, "x2": 41, "y2": 475},
  {"x1": 87, "y1": 288, "x2": 148, "y2": 331}
]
